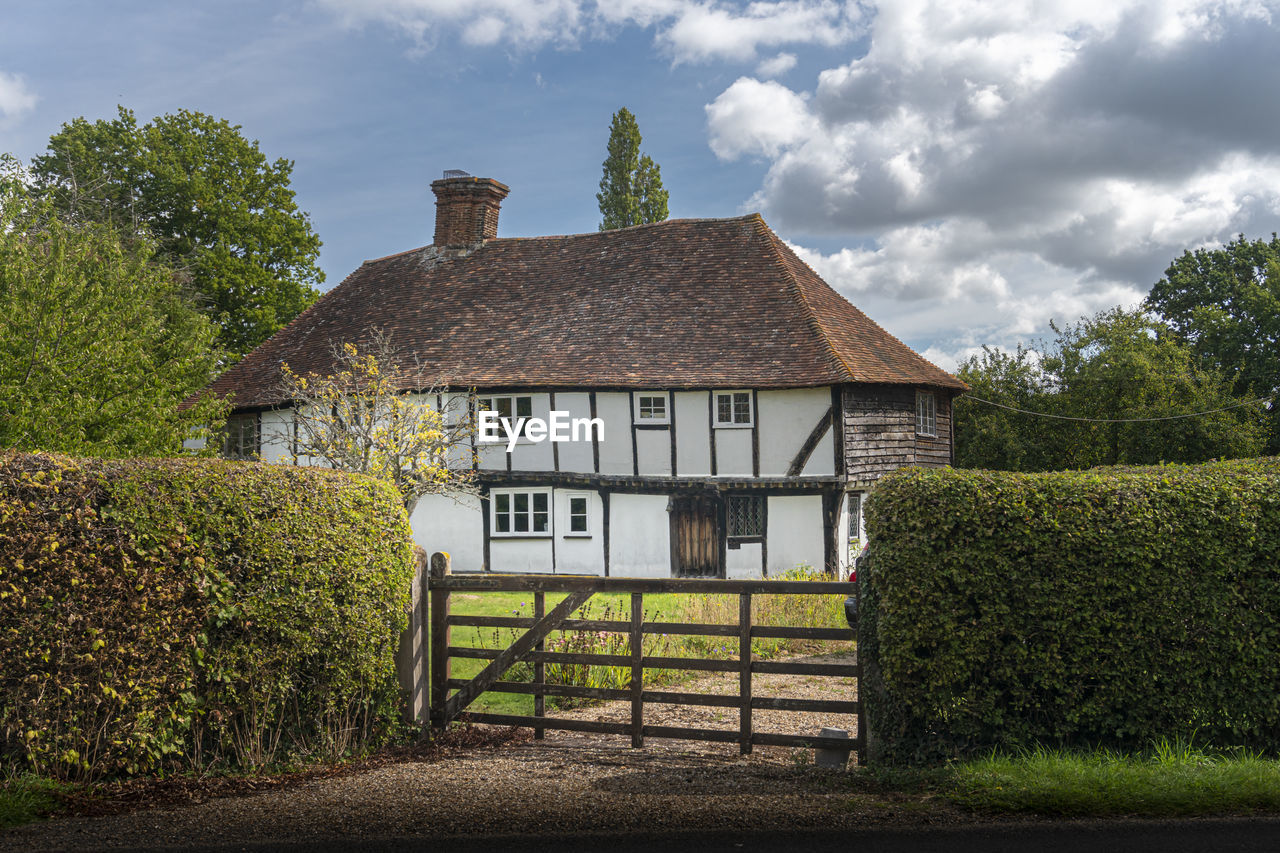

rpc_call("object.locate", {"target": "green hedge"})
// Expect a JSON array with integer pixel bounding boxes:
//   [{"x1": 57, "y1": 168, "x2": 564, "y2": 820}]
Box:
[
  {"x1": 860, "y1": 458, "x2": 1280, "y2": 764},
  {"x1": 0, "y1": 451, "x2": 414, "y2": 780}
]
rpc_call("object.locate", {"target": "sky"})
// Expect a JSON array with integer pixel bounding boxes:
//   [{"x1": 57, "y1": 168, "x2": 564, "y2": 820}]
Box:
[{"x1": 3, "y1": 0, "x2": 1279, "y2": 371}]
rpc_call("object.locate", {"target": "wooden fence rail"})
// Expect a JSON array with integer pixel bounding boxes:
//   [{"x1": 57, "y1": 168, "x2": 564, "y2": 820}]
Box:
[{"x1": 425, "y1": 552, "x2": 864, "y2": 761}]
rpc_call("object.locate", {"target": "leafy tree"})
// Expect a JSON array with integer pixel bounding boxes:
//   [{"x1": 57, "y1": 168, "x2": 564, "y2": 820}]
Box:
[
  {"x1": 955, "y1": 308, "x2": 1267, "y2": 471},
  {"x1": 0, "y1": 156, "x2": 228, "y2": 457},
  {"x1": 1146, "y1": 234, "x2": 1280, "y2": 450},
  {"x1": 32, "y1": 106, "x2": 323, "y2": 358},
  {"x1": 279, "y1": 331, "x2": 475, "y2": 513},
  {"x1": 597, "y1": 107, "x2": 669, "y2": 230}
]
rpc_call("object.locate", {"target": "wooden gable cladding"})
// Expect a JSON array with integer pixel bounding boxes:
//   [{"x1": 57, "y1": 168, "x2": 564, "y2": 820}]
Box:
[{"x1": 842, "y1": 384, "x2": 954, "y2": 485}]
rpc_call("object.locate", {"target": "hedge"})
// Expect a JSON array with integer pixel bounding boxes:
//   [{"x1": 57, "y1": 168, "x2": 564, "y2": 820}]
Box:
[
  {"x1": 859, "y1": 458, "x2": 1280, "y2": 764},
  {"x1": 0, "y1": 451, "x2": 415, "y2": 780}
]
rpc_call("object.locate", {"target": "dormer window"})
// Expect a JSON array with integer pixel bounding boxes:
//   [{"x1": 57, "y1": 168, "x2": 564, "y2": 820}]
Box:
[
  {"x1": 633, "y1": 392, "x2": 670, "y2": 424},
  {"x1": 916, "y1": 391, "x2": 936, "y2": 437},
  {"x1": 714, "y1": 390, "x2": 753, "y2": 427}
]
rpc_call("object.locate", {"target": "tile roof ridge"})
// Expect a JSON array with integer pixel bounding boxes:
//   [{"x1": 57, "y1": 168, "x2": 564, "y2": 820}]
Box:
[
  {"x1": 363, "y1": 244, "x2": 431, "y2": 265},
  {"x1": 463, "y1": 213, "x2": 762, "y2": 244},
  {"x1": 752, "y1": 216, "x2": 856, "y2": 383}
]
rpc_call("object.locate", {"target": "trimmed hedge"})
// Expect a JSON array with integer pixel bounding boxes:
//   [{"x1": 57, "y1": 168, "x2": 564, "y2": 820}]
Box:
[
  {"x1": 0, "y1": 451, "x2": 414, "y2": 780},
  {"x1": 860, "y1": 458, "x2": 1280, "y2": 764}
]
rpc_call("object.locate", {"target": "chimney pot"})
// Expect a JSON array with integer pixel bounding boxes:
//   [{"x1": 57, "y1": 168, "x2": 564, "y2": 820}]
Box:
[{"x1": 431, "y1": 174, "x2": 510, "y2": 249}]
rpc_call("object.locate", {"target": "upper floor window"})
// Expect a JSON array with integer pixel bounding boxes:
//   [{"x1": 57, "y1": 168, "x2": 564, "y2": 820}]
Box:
[
  {"x1": 634, "y1": 392, "x2": 670, "y2": 424},
  {"x1": 492, "y1": 488, "x2": 550, "y2": 536},
  {"x1": 714, "y1": 390, "x2": 753, "y2": 428},
  {"x1": 916, "y1": 391, "x2": 936, "y2": 437},
  {"x1": 477, "y1": 394, "x2": 534, "y2": 438},
  {"x1": 222, "y1": 413, "x2": 259, "y2": 460}
]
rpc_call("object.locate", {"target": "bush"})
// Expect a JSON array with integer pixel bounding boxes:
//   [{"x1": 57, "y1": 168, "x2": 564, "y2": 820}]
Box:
[
  {"x1": 859, "y1": 458, "x2": 1280, "y2": 764},
  {"x1": 0, "y1": 451, "x2": 414, "y2": 780}
]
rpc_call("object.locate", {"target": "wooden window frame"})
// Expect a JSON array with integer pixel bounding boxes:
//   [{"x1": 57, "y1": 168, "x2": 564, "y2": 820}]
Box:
[
  {"x1": 563, "y1": 491, "x2": 592, "y2": 538},
  {"x1": 915, "y1": 390, "x2": 937, "y2": 437},
  {"x1": 490, "y1": 487, "x2": 552, "y2": 538},
  {"x1": 476, "y1": 393, "x2": 536, "y2": 441},
  {"x1": 713, "y1": 390, "x2": 754, "y2": 428},
  {"x1": 633, "y1": 392, "x2": 670, "y2": 425},
  {"x1": 222, "y1": 412, "x2": 260, "y2": 460}
]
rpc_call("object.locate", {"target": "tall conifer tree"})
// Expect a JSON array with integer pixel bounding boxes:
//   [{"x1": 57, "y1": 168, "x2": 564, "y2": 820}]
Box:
[{"x1": 597, "y1": 108, "x2": 669, "y2": 230}]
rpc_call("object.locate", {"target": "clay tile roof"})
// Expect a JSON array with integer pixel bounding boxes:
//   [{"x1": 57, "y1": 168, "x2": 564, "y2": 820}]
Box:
[{"x1": 204, "y1": 213, "x2": 965, "y2": 409}]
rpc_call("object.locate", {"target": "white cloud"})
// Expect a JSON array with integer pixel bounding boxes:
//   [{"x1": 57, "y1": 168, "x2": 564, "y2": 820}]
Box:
[
  {"x1": 710, "y1": 0, "x2": 1280, "y2": 357},
  {"x1": 316, "y1": 0, "x2": 861, "y2": 61},
  {"x1": 756, "y1": 51, "x2": 797, "y2": 77},
  {"x1": 0, "y1": 72, "x2": 37, "y2": 124}
]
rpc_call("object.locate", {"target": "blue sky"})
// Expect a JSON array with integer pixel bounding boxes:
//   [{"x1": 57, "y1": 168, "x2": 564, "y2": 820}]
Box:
[{"x1": 4, "y1": 1, "x2": 1280, "y2": 370}]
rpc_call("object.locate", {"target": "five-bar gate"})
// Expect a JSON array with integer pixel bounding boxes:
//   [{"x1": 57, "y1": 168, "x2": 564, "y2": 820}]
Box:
[{"x1": 424, "y1": 552, "x2": 864, "y2": 761}]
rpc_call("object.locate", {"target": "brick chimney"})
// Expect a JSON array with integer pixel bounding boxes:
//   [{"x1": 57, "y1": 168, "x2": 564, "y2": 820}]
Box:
[{"x1": 431, "y1": 172, "x2": 510, "y2": 249}]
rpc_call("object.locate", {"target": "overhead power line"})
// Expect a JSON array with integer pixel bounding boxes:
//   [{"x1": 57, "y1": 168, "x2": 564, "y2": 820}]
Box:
[{"x1": 963, "y1": 395, "x2": 1274, "y2": 424}]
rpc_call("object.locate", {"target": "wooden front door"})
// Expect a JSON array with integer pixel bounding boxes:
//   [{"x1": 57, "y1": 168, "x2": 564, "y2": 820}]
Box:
[{"x1": 669, "y1": 495, "x2": 722, "y2": 578}]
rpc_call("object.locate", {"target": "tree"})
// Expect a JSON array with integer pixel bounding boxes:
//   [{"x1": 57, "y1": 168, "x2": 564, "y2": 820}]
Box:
[
  {"x1": 955, "y1": 308, "x2": 1267, "y2": 471},
  {"x1": 1146, "y1": 234, "x2": 1280, "y2": 451},
  {"x1": 0, "y1": 156, "x2": 228, "y2": 457},
  {"x1": 279, "y1": 332, "x2": 475, "y2": 513},
  {"x1": 31, "y1": 107, "x2": 323, "y2": 358},
  {"x1": 597, "y1": 108, "x2": 669, "y2": 230}
]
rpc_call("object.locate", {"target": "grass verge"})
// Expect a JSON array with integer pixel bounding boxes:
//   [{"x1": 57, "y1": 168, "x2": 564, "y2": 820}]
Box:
[
  {"x1": 0, "y1": 774, "x2": 72, "y2": 829},
  {"x1": 943, "y1": 740, "x2": 1280, "y2": 818}
]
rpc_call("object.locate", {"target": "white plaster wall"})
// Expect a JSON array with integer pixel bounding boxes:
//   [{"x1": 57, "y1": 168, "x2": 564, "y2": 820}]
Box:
[
  {"x1": 410, "y1": 493, "x2": 484, "y2": 572},
  {"x1": 766, "y1": 495, "x2": 825, "y2": 575},
  {"x1": 554, "y1": 392, "x2": 595, "y2": 474},
  {"x1": 490, "y1": 538, "x2": 555, "y2": 573},
  {"x1": 727, "y1": 542, "x2": 763, "y2": 578},
  {"x1": 258, "y1": 410, "x2": 292, "y2": 462},
  {"x1": 674, "y1": 392, "x2": 711, "y2": 476},
  {"x1": 757, "y1": 387, "x2": 832, "y2": 477},
  {"x1": 596, "y1": 392, "x2": 633, "y2": 475},
  {"x1": 836, "y1": 492, "x2": 851, "y2": 574},
  {"x1": 608, "y1": 493, "x2": 671, "y2": 577},
  {"x1": 714, "y1": 428, "x2": 752, "y2": 476},
  {"x1": 555, "y1": 489, "x2": 605, "y2": 575},
  {"x1": 800, "y1": 430, "x2": 835, "y2": 477},
  {"x1": 635, "y1": 430, "x2": 672, "y2": 476}
]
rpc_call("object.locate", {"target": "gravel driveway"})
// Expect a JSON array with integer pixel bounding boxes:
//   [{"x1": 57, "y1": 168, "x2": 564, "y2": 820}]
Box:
[{"x1": 1, "y1": 650, "x2": 972, "y2": 852}]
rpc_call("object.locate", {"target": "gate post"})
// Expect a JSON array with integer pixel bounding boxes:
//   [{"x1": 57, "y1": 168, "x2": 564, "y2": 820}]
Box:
[
  {"x1": 429, "y1": 551, "x2": 452, "y2": 730},
  {"x1": 739, "y1": 592, "x2": 753, "y2": 755}
]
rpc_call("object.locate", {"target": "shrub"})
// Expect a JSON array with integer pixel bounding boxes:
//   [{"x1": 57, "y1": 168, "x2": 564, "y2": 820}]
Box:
[
  {"x1": 859, "y1": 458, "x2": 1280, "y2": 764},
  {"x1": 0, "y1": 450, "x2": 414, "y2": 780}
]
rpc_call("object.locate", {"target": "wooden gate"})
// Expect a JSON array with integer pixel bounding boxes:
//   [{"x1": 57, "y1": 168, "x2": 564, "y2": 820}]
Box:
[{"x1": 425, "y1": 552, "x2": 864, "y2": 761}]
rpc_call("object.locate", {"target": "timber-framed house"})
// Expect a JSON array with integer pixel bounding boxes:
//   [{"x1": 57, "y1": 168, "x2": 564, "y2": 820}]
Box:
[{"x1": 201, "y1": 173, "x2": 966, "y2": 578}]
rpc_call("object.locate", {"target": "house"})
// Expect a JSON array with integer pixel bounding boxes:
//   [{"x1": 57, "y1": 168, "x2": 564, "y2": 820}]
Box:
[{"x1": 201, "y1": 173, "x2": 966, "y2": 577}]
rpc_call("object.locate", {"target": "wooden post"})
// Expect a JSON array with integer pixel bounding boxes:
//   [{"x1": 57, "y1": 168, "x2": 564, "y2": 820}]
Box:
[
  {"x1": 429, "y1": 551, "x2": 452, "y2": 730},
  {"x1": 739, "y1": 592, "x2": 753, "y2": 755},
  {"x1": 630, "y1": 592, "x2": 644, "y2": 748},
  {"x1": 534, "y1": 591, "x2": 545, "y2": 740}
]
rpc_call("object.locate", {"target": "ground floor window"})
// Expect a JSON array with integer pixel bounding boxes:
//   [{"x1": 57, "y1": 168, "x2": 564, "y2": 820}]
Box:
[
  {"x1": 492, "y1": 488, "x2": 550, "y2": 536},
  {"x1": 566, "y1": 492, "x2": 590, "y2": 535},
  {"x1": 222, "y1": 413, "x2": 259, "y2": 459},
  {"x1": 726, "y1": 494, "x2": 765, "y2": 538}
]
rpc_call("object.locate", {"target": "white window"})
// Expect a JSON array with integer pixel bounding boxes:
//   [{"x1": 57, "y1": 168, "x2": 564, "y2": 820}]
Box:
[
  {"x1": 726, "y1": 495, "x2": 765, "y2": 538},
  {"x1": 916, "y1": 391, "x2": 937, "y2": 437},
  {"x1": 565, "y1": 492, "x2": 591, "y2": 536},
  {"x1": 491, "y1": 489, "x2": 551, "y2": 537},
  {"x1": 714, "y1": 390, "x2": 753, "y2": 427},
  {"x1": 477, "y1": 394, "x2": 534, "y2": 438},
  {"x1": 222, "y1": 413, "x2": 259, "y2": 460},
  {"x1": 633, "y1": 392, "x2": 670, "y2": 424}
]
